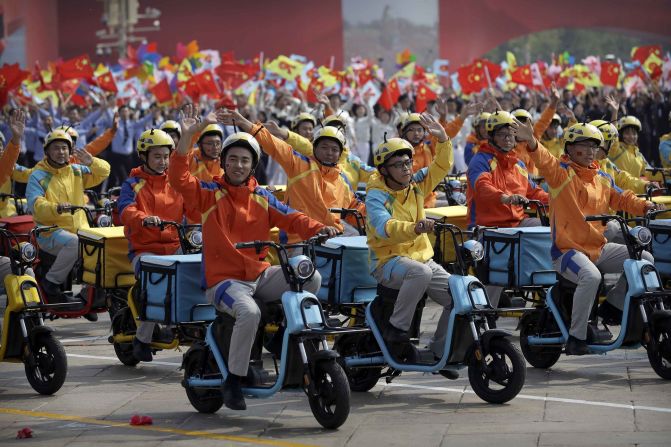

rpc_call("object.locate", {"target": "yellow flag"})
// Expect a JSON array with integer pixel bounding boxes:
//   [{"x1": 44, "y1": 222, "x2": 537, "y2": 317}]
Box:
[
  {"x1": 643, "y1": 52, "x2": 663, "y2": 76},
  {"x1": 392, "y1": 62, "x2": 415, "y2": 79},
  {"x1": 266, "y1": 55, "x2": 304, "y2": 81},
  {"x1": 506, "y1": 51, "x2": 517, "y2": 69}
]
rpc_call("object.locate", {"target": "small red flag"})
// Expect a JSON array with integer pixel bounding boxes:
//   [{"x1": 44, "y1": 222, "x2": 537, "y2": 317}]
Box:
[{"x1": 58, "y1": 54, "x2": 94, "y2": 81}]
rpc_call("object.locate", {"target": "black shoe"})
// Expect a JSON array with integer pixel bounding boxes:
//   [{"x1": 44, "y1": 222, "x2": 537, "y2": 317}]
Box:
[
  {"x1": 382, "y1": 324, "x2": 410, "y2": 344},
  {"x1": 132, "y1": 338, "x2": 153, "y2": 362},
  {"x1": 587, "y1": 323, "x2": 612, "y2": 342},
  {"x1": 438, "y1": 369, "x2": 459, "y2": 380},
  {"x1": 153, "y1": 326, "x2": 174, "y2": 343},
  {"x1": 565, "y1": 335, "x2": 591, "y2": 356},
  {"x1": 83, "y1": 312, "x2": 99, "y2": 322},
  {"x1": 598, "y1": 301, "x2": 623, "y2": 326},
  {"x1": 223, "y1": 374, "x2": 247, "y2": 411},
  {"x1": 41, "y1": 279, "x2": 63, "y2": 302}
]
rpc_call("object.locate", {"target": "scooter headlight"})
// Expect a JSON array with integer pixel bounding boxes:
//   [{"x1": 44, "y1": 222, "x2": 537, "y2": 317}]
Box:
[
  {"x1": 96, "y1": 214, "x2": 112, "y2": 227},
  {"x1": 447, "y1": 179, "x2": 462, "y2": 191},
  {"x1": 451, "y1": 191, "x2": 467, "y2": 205},
  {"x1": 19, "y1": 242, "x2": 37, "y2": 263},
  {"x1": 630, "y1": 226, "x2": 652, "y2": 246},
  {"x1": 462, "y1": 239, "x2": 484, "y2": 262},
  {"x1": 186, "y1": 230, "x2": 203, "y2": 249},
  {"x1": 288, "y1": 255, "x2": 315, "y2": 281}
]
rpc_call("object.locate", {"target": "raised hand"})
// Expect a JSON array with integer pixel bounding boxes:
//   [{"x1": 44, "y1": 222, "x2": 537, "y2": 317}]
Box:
[
  {"x1": 557, "y1": 103, "x2": 575, "y2": 122},
  {"x1": 511, "y1": 117, "x2": 534, "y2": 144},
  {"x1": 9, "y1": 109, "x2": 27, "y2": 144},
  {"x1": 73, "y1": 148, "x2": 93, "y2": 166},
  {"x1": 179, "y1": 103, "x2": 200, "y2": 134},
  {"x1": 549, "y1": 83, "x2": 560, "y2": 106},
  {"x1": 434, "y1": 97, "x2": 448, "y2": 119},
  {"x1": 263, "y1": 121, "x2": 288, "y2": 140},
  {"x1": 419, "y1": 113, "x2": 448, "y2": 143},
  {"x1": 216, "y1": 108, "x2": 253, "y2": 132},
  {"x1": 459, "y1": 101, "x2": 483, "y2": 120},
  {"x1": 111, "y1": 112, "x2": 120, "y2": 132}
]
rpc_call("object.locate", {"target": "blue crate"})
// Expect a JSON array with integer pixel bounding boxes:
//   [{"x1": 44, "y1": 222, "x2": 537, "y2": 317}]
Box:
[{"x1": 650, "y1": 219, "x2": 671, "y2": 278}]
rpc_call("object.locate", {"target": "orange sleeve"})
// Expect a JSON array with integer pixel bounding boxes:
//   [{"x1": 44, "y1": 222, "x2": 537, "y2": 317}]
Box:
[
  {"x1": 84, "y1": 128, "x2": 116, "y2": 157},
  {"x1": 0, "y1": 141, "x2": 20, "y2": 185},
  {"x1": 251, "y1": 123, "x2": 303, "y2": 177},
  {"x1": 533, "y1": 105, "x2": 556, "y2": 139},
  {"x1": 527, "y1": 140, "x2": 568, "y2": 189},
  {"x1": 441, "y1": 116, "x2": 465, "y2": 139}
]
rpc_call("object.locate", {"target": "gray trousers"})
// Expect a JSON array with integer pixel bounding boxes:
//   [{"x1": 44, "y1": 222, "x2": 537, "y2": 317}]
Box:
[
  {"x1": 604, "y1": 220, "x2": 626, "y2": 244},
  {"x1": 485, "y1": 217, "x2": 543, "y2": 307},
  {"x1": 373, "y1": 258, "x2": 453, "y2": 357},
  {"x1": 39, "y1": 229, "x2": 79, "y2": 285},
  {"x1": 553, "y1": 243, "x2": 654, "y2": 340},
  {"x1": 206, "y1": 266, "x2": 321, "y2": 377}
]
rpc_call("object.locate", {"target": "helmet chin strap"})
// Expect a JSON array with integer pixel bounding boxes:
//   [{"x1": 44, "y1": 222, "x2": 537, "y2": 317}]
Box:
[
  {"x1": 313, "y1": 152, "x2": 339, "y2": 167},
  {"x1": 46, "y1": 156, "x2": 69, "y2": 169}
]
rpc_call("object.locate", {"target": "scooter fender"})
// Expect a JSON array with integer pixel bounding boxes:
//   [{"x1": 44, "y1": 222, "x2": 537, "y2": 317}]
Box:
[
  {"x1": 650, "y1": 309, "x2": 671, "y2": 328},
  {"x1": 180, "y1": 341, "x2": 208, "y2": 370},
  {"x1": 309, "y1": 350, "x2": 339, "y2": 376},
  {"x1": 28, "y1": 324, "x2": 54, "y2": 345},
  {"x1": 479, "y1": 329, "x2": 513, "y2": 355}
]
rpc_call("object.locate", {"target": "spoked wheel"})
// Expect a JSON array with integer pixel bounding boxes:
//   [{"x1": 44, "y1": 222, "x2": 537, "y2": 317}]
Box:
[
  {"x1": 111, "y1": 307, "x2": 139, "y2": 366},
  {"x1": 335, "y1": 333, "x2": 382, "y2": 392},
  {"x1": 468, "y1": 338, "x2": 526, "y2": 404},
  {"x1": 107, "y1": 288, "x2": 129, "y2": 320},
  {"x1": 519, "y1": 314, "x2": 562, "y2": 369},
  {"x1": 647, "y1": 319, "x2": 671, "y2": 380},
  {"x1": 308, "y1": 359, "x2": 350, "y2": 429},
  {"x1": 183, "y1": 346, "x2": 224, "y2": 413},
  {"x1": 24, "y1": 334, "x2": 67, "y2": 395}
]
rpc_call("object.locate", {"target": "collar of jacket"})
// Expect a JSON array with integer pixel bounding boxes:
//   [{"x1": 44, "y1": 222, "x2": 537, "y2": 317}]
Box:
[
  {"x1": 129, "y1": 166, "x2": 168, "y2": 183},
  {"x1": 560, "y1": 154, "x2": 599, "y2": 182},
  {"x1": 312, "y1": 157, "x2": 342, "y2": 180},
  {"x1": 194, "y1": 148, "x2": 220, "y2": 164},
  {"x1": 212, "y1": 174, "x2": 259, "y2": 198},
  {"x1": 621, "y1": 142, "x2": 638, "y2": 153},
  {"x1": 36, "y1": 159, "x2": 72, "y2": 174},
  {"x1": 366, "y1": 170, "x2": 417, "y2": 199},
  {"x1": 479, "y1": 142, "x2": 519, "y2": 169}
]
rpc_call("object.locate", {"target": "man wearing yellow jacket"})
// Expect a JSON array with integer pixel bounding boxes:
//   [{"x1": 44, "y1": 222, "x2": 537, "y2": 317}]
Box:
[
  {"x1": 608, "y1": 116, "x2": 657, "y2": 180},
  {"x1": 517, "y1": 120, "x2": 661, "y2": 355},
  {"x1": 219, "y1": 110, "x2": 366, "y2": 239},
  {"x1": 26, "y1": 129, "x2": 110, "y2": 303},
  {"x1": 366, "y1": 113, "x2": 456, "y2": 367}
]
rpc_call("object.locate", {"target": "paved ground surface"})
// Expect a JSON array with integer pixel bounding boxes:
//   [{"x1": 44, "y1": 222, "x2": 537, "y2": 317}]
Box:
[{"x1": 1, "y1": 300, "x2": 670, "y2": 447}]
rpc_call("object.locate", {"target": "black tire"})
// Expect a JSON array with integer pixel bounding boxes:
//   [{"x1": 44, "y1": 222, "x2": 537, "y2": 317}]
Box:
[
  {"x1": 24, "y1": 334, "x2": 67, "y2": 395},
  {"x1": 468, "y1": 338, "x2": 526, "y2": 404},
  {"x1": 111, "y1": 307, "x2": 139, "y2": 367},
  {"x1": 519, "y1": 314, "x2": 562, "y2": 369},
  {"x1": 308, "y1": 359, "x2": 351, "y2": 429},
  {"x1": 183, "y1": 347, "x2": 224, "y2": 413},
  {"x1": 107, "y1": 288, "x2": 129, "y2": 320},
  {"x1": 335, "y1": 333, "x2": 381, "y2": 392},
  {"x1": 647, "y1": 318, "x2": 671, "y2": 380}
]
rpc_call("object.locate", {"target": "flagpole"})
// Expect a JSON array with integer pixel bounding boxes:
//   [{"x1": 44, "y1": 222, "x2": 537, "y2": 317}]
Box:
[
  {"x1": 484, "y1": 65, "x2": 493, "y2": 91},
  {"x1": 329, "y1": 56, "x2": 335, "y2": 71}
]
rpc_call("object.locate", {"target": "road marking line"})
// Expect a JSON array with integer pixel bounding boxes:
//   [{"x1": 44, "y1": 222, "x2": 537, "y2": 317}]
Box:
[
  {"x1": 65, "y1": 352, "x2": 671, "y2": 414},
  {"x1": 383, "y1": 382, "x2": 671, "y2": 413},
  {"x1": 0, "y1": 407, "x2": 318, "y2": 447}
]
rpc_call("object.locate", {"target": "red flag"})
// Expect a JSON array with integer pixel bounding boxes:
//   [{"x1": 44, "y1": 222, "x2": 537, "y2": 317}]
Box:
[
  {"x1": 510, "y1": 64, "x2": 534, "y2": 86},
  {"x1": 181, "y1": 78, "x2": 201, "y2": 101},
  {"x1": 193, "y1": 71, "x2": 220, "y2": 98},
  {"x1": 0, "y1": 63, "x2": 31, "y2": 106},
  {"x1": 600, "y1": 61, "x2": 621, "y2": 87},
  {"x1": 414, "y1": 82, "x2": 437, "y2": 113},
  {"x1": 96, "y1": 72, "x2": 118, "y2": 93},
  {"x1": 631, "y1": 45, "x2": 663, "y2": 65},
  {"x1": 58, "y1": 54, "x2": 94, "y2": 81},
  {"x1": 457, "y1": 63, "x2": 487, "y2": 94},
  {"x1": 150, "y1": 79, "x2": 173, "y2": 104},
  {"x1": 306, "y1": 78, "x2": 326, "y2": 103},
  {"x1": 377, "y1": 79, "x2": 401, "y2": 111}
]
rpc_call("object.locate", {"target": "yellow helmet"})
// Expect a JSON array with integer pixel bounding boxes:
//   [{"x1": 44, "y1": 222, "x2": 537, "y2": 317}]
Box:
[
  {"x1": 511, "y1": 109, "x2": 532, "y2": 122},
  {"x1": 373, "y1": 137, "x2": 414, "y2": 168},
  {"x1": 136, "y1": 129, "x2": 175, "y2": 154},
  {"x1": 313, "y1": 126, "x2": 346, "y2": 151},
  {"x1": 563, "y1": 123, "x2": 604, "y2": 147},
  {"x1": 221, "y1": 132, "x2": 261, "y2": 168},
  {"x1": 43, "y1": 129, "x2": 73, "y2": 151},
  {"x1": 322, "y1": 114, "x2": 346, "y2": 130},
  {"x1": 395, "y1": 111, "x2": 410, "y2": 130},
  {"x1": 197, "y1": 123, "x2": 224, "y2": 144},
  {"x1": 485, "y1": 111, "x2": 515, "y2": 133},
  {"x1": 160, "y1": 120, "x2": 181, "y2": 137},
  {"x1": 291, "y1": 112, "x2": 317, "y2": 130},
  {"x1": 472, "y1": 112, "x2": 491, "y2": 129},
  {"x1": 589, "y1": 119, "x2": 618, "y2": 142},
  {"x1": 400, "y1": 113, "x2": 424, "y2": 133},
  {"x1": 55, "y1": 125, "x2": 79, "y2": 143},
  {"x1": 617, "y1": 115, "x2": 642, "y2": 132}
]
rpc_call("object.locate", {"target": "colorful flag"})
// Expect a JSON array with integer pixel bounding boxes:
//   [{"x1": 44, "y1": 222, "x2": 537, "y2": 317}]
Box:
[
  {"x1": 358, "y1": 80, "x2": 382, "y2": 109},
  {"x1": 432, "y1": 59, "x2": 450, "y2": 77},
  {"x1": 414, "y1": 82, "x2": 438, "y2": 113},
  {"x1": 377, "y1": 78, "x2": 401, "y2": 111},
  {"x1": 95, "y1": 71, "x2": 118, "y2": 93},
  {"x1": 266, "y1": 55, "x2": 304, "y2": 81},
  {"x1": 631, "y1": 45, "x2": 663, "y2": 65},
  {"x1": 600, "y1": 61, "x2": 621, "y2": 87},
  {"x1": 58, "y1": 54, "x2": 94, "y2": 81}
]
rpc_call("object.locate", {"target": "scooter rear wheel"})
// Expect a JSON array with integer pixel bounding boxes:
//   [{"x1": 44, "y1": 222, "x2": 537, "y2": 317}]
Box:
[
  {"x1": 183, "y1": 347, "x2": 224, "y2": 414},
  {"x1": 24, "y1": 334, "x2": 67, "y2": 395},
  {"x1": 111, "y1": 307, "x2": 140, "y2": 366},
  {"x1": 308, "y1": 359, "x2": 350, "y2": 429},
  {"x1": 335, "y1": 333, "x2": 382, "y2": 392},
  {"x1": 468, "y1": 338, "x2": 526, "y2": 404},
  {"x1": 519, "y1": 314, "x2": 562, "y2": 369},
  {"x1": 647, "y1": 318, "x2": 671, "y2": 380}
]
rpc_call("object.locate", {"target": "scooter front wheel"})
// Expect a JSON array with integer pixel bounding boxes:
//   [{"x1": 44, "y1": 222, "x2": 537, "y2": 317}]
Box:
[
  {"x1": 468, "y1": 338, "x2": 526, "y2": 404},
  {"x1": 183, "y1": 347, "x2": 224, "y2": 413},
  {"x1": 308, "y1": 359, "x2": 350, "y2": 429},
  {"x1": 24, "y1": 334, "x2": 67, "y2": 395},
  {"x1": 647, "y1": 318, "x2": 671, "y2": 380}
]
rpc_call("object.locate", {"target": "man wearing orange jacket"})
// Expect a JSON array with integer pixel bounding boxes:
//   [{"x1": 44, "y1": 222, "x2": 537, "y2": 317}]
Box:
[
  {"x1": 218, "y1": 109, "x2": 365, "y2": 240},
  {"x1": 169, "y1": 105, "x2": 337, "y2": 412},
  {"x1": 516, "y1": 120, "x2": 663, "y2": 355},
  {"x1": 0, "y1": 110, "x2": 26, "y2": 286},
  {"x1": 118, "y1": 128, "x2": 200, "y2": 362},
  {"x1": 466, "y1": 111, "x2": 548, "y2": 229}
]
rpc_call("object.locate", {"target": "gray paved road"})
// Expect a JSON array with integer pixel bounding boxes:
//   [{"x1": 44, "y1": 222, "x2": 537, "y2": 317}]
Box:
[{"x1": 1, "y1": 302, "x2": 670, "y2": 447}]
